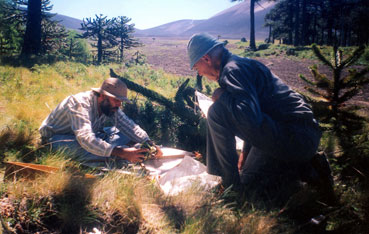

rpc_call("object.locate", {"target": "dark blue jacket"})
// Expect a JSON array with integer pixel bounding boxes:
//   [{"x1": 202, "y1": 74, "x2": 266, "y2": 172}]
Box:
[{"x1": 217, "y1": 49, "x2": 316, "y2": 152}]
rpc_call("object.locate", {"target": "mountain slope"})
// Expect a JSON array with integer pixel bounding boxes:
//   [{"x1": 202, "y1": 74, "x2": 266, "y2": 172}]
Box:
[
  {"x1": 137, "y1": 0, "x2": 275, "y2": 39},
  {"x1": 55, "y1": 0, "x2": 275, "y2": 39},
  {"x1": 135, "y1": 19, "x2": 204, "y2": 37},
  {"x1": 52, "y1": 14, "x2": 83, "y2": 32}
]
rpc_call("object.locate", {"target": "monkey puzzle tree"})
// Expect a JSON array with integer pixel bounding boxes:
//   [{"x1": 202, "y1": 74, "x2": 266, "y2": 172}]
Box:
[
  {"x1": 0, "y1": 0, "x2": 23, "y2": 55},
  {"x1": 21, "y1": 0, "x2": 42, "y2": 56},
  {"x1": 41, "y1": 18, "x2": 68, "y2": 54},
  {"x1": 80, "y1": 14, "x2": 115, "y2": 64},
  {"x1": 1, "y1": 0, "x2": 68, "y2": 57},
  {"x1": 300, "y1": 45, "x2": 369, "y2": 167},
  {"x1": 231, "y1": 0, "x2": 260, "y2": 51},
  {"x1": 109, "y1": 16, "x2": 141, "y2": 63}
]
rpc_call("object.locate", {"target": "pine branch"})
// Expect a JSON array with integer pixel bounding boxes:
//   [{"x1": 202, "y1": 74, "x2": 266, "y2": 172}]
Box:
[
  {"x1": 299, "y1": 74, "x2": 315, "y2": 86},
  {"x1": 309, "y1": 65, "x2": 333, "y2": 90},
  {"x1": 110, "y1": 69, "x2": 202, "y2": 124},
  {"x1": 354, "y1": 67, "x2": 369, "y2": 86},
  {"x1": 341, "y1": 66, "x2": 369, "y2": 88},
  {"x1": 175, "y1": 79, "x2": 196, "y2": 109},
  {"x1": 312, "y1": 44, "x2": 333, "y2": 69},
  {"x1": 340, "y1": 46, "x2": 366, "y2": 68},
  {"x1": 174, "y1": 78, "x2": 190, "y2": 109},
  {"x1": 338, "y1": 87, "x2": 360, "y2": 104},
  {"x1": 305, "y1": 86, "x2": 330, "y2": 100}
]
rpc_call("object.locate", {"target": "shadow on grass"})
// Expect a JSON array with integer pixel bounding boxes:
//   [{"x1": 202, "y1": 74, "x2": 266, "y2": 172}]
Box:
[{"x1": 52, "y1": 176, "x2": 96, "y2": 233}]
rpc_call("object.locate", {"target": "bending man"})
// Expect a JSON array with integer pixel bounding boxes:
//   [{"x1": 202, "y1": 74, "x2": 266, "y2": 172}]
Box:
[{"x1": 187, "y1": 33, "x2": 331, "y2": 203}]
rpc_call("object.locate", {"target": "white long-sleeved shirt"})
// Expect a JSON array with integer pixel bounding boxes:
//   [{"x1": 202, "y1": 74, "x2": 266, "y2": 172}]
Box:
[{"x1": 39, "y1": 91, "x2": 149, "y2": 157}]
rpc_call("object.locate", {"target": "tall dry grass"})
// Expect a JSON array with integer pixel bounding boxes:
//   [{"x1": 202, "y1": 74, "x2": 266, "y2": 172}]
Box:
[{"x1": 0, "y1": 62, "x2": 111, "y2": 131}]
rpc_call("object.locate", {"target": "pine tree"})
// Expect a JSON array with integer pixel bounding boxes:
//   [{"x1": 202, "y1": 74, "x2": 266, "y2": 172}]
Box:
[
  {"x1": 109, "y1": 16, "x2": 141, "y2": 63},
  {"x1": 21, "y1": 0, "x2": 42, "y2": 56},
  {"x1": 80, "y1": 14, "x2": 115, "y2": 64},
  {"x1": 0, "y1": 0, "x2": 23, "y2": 55},
  {"x1": 0, "y1": 0, "x2": 68, "y2": 56},
  {"x1": 300, "y1": 44, "x2": 369, "y2": 161},
  {"x1": 62, "y1": 30, "x2": 90, "y2": 62},
  {"x1": 231, "y1": 0, "x2": 260, "y2": 51},
  {"x1": 40, "y1": 18, "x2": 68, "y2": 54}
]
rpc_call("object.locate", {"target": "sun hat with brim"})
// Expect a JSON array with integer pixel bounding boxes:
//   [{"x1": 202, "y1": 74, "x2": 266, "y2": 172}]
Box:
[
  {"x1": 187, "y1": 33, "x2": 224, "y2": 69},
  {"x1": 92, "y1": 77, "x2": 132, "y2": 103}
]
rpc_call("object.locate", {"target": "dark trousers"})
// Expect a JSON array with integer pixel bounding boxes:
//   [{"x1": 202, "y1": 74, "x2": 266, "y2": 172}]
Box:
[{"x1": 206, "y1": 100, "x2": 321, "y2": 201}]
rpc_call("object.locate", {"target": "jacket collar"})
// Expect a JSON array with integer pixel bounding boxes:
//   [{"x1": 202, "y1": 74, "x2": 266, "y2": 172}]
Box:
[{"x1": 218, "y1": 48, "x2": 231, "y2": 84}]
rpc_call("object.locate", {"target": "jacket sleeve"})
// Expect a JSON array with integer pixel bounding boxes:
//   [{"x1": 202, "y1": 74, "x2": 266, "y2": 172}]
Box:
[
  {"x1": 218, "y1": 66, "x2": 264, "y2": 128},
  {"x1": 69, "y1": 101, "x2": 114, "y2": 157}
]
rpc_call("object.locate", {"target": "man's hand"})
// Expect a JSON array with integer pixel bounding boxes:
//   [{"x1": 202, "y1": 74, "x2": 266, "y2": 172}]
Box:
[
  {"x1": 155, "y1": 145, "x2": 163, "y2": 158},
  {"x1": 112, "y1": 146, "x2": 149, "y2": 163},
  {"x1": 238, "y1": 152, "x2": 246, "y2": 172},
  {"x1": 212, "y1": 88, "x2": 225, "y2": 102}
]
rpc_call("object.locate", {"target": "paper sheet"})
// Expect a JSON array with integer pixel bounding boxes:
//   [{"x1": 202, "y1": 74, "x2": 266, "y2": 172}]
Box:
[
  {"x1": 195, "y1": 91, "x2": 244, "y2": 150},
  {"x1": 144, "y1": 155, "x2": 221, "y2": 196}
]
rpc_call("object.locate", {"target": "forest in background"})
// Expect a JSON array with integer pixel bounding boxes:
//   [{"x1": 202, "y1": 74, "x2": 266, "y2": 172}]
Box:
[{"x1": 264, "y1": 0, "x2": 369, "y2": 46}]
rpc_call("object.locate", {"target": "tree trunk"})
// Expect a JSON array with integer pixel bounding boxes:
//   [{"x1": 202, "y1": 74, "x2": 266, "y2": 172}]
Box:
[
  {"x1": 293, "y1": 0, "x2": 300, "y2": 46},
  {"x1": 21, "y1": 0, "x2": 42, "y2": 56},
  {"x1": 249, "y1": 0, "x2": 256, "y2": 51},
  {"x1": 267, "y1": 25, "x2": 272, "y2": 43},
  {"x1": 68, "y1": 38, "x2": 73, "y2": 59},
  {"x1": 288, "y1": 2, "x2": 294, "y2": 45},
  {"x1": 326, "y1": 0, "x2": 335, "y2": 45},
  {"x1": 97, "y1": 34, "x2": 102, "y2": 64},
  {"x1": 0, "y1": 38, "x2": 4, "y2": 55},
  {"x1": 120, "y1": 39, "x2": 124, "y2": 63},
  {"x1": 301, "y1": 0, "x2": 307, "y2": 45},
  {"x1": 312, "y1": 4, "x2": 318, "y2": 44}
]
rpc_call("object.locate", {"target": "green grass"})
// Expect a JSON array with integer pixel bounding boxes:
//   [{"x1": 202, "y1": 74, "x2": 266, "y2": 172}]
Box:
[
  {"x1": 0, "y1": 60, "x2": 368, "y2": 233},
  {"x1": 227, "y1": 40, "x2": 369, "y2": 66}
]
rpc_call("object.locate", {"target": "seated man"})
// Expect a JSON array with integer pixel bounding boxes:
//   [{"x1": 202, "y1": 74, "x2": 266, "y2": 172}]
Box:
[
  {"x1": 187, "y1": 33, "x2": 332, "y2": 204},
  {"x1": 39, "y1": 77, "x2": 161, "y2": 168}
]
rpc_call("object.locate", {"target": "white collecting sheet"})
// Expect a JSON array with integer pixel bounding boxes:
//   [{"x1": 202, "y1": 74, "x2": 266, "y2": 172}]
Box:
[
  {"x1": 143, "y1": 147, "x2": 221, "y2": 196},
  {"x1": 195, "y1": 91, "x2": 244, "y2": 150}
]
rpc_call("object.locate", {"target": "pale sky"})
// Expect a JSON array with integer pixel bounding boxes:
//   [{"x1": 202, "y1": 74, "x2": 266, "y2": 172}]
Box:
[{"x1": 50, "y1": 0, "x2": 239, "y2": 30}]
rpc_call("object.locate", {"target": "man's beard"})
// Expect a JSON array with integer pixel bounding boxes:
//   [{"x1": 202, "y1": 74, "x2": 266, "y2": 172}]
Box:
[{"x1": 100, "y1": 99, "x2": 118, "y2": 117}]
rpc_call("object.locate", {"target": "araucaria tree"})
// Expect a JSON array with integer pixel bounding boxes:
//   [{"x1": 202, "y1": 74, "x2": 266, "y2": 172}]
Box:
[
  {"x1": 109, "y1": 16, "x2": 140, "y2": 63},
  {"x1": 41, "y1": 17, "x2": 68, "y2": 54},
  {"x1": 0, "y1": 0, "x2": 23, "y2": 55},
  {"x1": 21, "y1": 0, "x2": 42, "y2": 55},
  {"x1": 80, "y1": 14, "x2": 115, "y2": 64},
  {"x1": 0, "y1": 0, "x2": 69, "y2": 57},
  {"x1": 231, "y1": 0, "x2": 260, "y2": 51},
  {"x1": 300, "y1": 44, "x2": 369, "y2": 161}
]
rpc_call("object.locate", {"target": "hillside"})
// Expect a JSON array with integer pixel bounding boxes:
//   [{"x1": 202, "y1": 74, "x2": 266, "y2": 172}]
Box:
[
  {"x1": 135, "y1": 19, "x2": 204, "y2": 37},
  {"x1": 54, "y1": 0, "x2": 275, "y2": 39},
  {"x1": 136, "y1": 0, "x2": 275, "y2": 39},
  {"x1": 52, "y1": 14, "x2": 83, "y2": 32}
]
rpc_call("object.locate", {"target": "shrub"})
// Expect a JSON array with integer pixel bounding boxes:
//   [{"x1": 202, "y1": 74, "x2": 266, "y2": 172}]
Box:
[
  {"x1": 286, "y1": 48, "x2": 296, "y2": 56},
  {"x1": 258, "y1": 44, "x2": 270, "y2": 50}
]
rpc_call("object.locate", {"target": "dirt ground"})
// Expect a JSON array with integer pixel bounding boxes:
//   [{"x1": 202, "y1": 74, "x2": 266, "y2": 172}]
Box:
[{"x1": 130, "y1": 37, "x2": 368, "y2": 106}]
